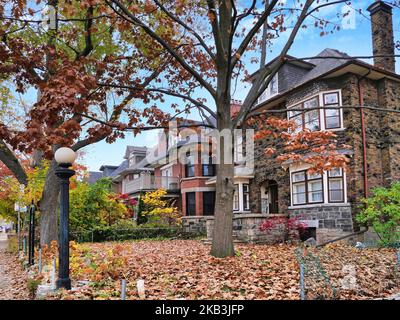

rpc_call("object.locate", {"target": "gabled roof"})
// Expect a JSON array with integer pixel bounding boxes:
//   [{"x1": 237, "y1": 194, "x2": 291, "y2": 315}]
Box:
[
  {"x1": 87, "y1": 171, "x2": 103, "y2": 184},
  {"x1": 253, "y1": 48, "x2": 400, "y2": 110},
  {"x1": 99, "y1": 164, "x2": 118, "y2": 172},
  {"x1": 109, "y1": 160, "x2": 129, "y2": 177},
  {"x1": 294, "y1": 48, "x2": 351, "y2": 86}
]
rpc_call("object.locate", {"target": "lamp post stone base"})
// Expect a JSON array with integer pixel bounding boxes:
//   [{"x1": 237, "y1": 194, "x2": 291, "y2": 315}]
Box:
[{"x1": 56, "y1": 278, "x2": 71, "y2": 290}]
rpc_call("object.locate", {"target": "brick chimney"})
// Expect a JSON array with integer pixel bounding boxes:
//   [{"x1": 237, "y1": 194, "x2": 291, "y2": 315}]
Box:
[{"x1": 367, "y1": 1, "x2": 396, "y2": 72}]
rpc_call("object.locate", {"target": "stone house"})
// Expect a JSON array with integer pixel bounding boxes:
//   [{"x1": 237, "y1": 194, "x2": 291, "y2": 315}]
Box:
[{"x1": 249, "y1": 0, "x2": 400, "y2": 242}]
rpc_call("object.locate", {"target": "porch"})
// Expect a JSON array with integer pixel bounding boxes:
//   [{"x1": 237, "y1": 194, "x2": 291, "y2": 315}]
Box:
[{"x1": 122, "y1": 175, "x2": 180, "y2": 194}]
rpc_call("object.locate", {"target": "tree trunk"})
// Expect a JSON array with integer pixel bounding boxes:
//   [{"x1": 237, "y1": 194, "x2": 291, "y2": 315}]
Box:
[
  {"x1": 211, "y1": 97, "x2": 235, "y2": 257},
  {"x1": 211, "y1": 160, "x2": 235, "y2": 257},
  {"x1": 39, "y1": 159, "x2": 60, "y2": 246}
]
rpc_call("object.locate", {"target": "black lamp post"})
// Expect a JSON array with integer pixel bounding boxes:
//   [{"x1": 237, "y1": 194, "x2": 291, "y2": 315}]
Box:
[{"x1": 54, "y1": 147, "x2": 76, "y2": 290}]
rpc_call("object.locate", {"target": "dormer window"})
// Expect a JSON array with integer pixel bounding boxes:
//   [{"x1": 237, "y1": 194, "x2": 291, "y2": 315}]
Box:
[{"x1": 257, "y1": 73, "x2": 279, "y2": 104}]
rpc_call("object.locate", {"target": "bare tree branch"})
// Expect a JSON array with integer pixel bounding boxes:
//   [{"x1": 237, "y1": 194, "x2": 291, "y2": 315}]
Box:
[
  {"x1": 153, "y1": 0, "x2": 216, "y2": 61},
  {"x1": 107, "y1": 0, "x2": 217, "y2": 98},
  {"x1": 233, "y1": 0, "x2": 315, "y2": 129},
  {"x1": 231, "y1": 0, "x2": 279, "y2": 68}
]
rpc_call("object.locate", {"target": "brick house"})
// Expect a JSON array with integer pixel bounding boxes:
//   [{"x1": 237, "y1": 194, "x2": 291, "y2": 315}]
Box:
[{"x1": 249, "y1": 0, "x2": 400, "y2": 242}]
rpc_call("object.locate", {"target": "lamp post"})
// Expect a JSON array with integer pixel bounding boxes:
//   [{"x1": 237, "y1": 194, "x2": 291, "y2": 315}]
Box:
[{"x1": 54, "y1": 147, "x2": 76, "y2": 290}]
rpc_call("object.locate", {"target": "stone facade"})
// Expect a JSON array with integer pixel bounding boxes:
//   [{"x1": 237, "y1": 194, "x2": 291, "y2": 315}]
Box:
[
  {"x1": 206, "y1": 214, "x2": 290, "y2": 243},
  {"x1": 250, "y1": 72, "x2": 400, "y2": 243},
  {"x1": 181, "y1": 216, "x2": 210, "y2": 235},
  {"x1": 182, "y1": 214, "x2": 291, "y2": 243},
  {"x1": 288, "y1": 204, "x2": 353, "y2": 232},
  {"x1": 367, "y1": 1, "x2": 396, "y2": 72}
]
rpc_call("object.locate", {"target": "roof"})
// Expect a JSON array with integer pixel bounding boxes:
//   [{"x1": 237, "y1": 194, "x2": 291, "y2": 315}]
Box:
[
  {"x1": 109, "y1": 160, "x2": 129, "y2": 177},
  {"x1": 253, "y1": 48, "x2": 400, "y2": 110},
  {"x1": 99, "y1": 165, "x2": 118, "y2": 172},
  {"x1": 87, "y1": 171, "x2": 103, "y2": 184},
  {"x1": 294, "y1": 49, "x2": 351, "y2": 86}
]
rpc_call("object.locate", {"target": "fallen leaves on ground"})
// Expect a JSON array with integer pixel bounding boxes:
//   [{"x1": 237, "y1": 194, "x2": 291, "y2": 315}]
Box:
[
  {"x1": 43, "y1": 240, "x2": 399, "y2": 300},
  {"x1": 0, "y1": 249, "x2": 30, "y2": 300}
]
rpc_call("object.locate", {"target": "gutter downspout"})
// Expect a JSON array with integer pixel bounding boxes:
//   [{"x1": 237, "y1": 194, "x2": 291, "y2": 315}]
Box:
[{"x1": 357, "y1": 70, "x2": 371, "y2": 199}]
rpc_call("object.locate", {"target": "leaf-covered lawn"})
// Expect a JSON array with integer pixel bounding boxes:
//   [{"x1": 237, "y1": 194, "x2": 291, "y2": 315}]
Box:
[{"x1": 44, "y1": 240, "x2": 399, "y2": 300}]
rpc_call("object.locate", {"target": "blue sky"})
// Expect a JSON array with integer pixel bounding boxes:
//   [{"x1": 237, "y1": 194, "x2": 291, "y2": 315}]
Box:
[{"x1": 80, "y1": 1, "x2": 400, "y2": 172}]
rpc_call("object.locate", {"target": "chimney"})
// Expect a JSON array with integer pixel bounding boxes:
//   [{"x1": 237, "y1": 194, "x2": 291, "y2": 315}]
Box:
[{"x1": 367, "y1": 1, "x2": 396, "y2": 72}]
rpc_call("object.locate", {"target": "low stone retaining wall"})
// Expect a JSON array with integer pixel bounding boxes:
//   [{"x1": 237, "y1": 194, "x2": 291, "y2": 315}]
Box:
[
  {"x1": 182, "y1": 214, "x2": 290, "y2": 243},
  {"x1": 288, "y1": 204, "x2": 353, "y2": 232}
]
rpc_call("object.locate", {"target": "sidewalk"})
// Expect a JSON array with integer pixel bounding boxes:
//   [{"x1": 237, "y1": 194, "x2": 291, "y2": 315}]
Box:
[
  {"x1": 0, "y1": 232, "x2": 7, "y2": 250},
  {"x1": 0, "y1": 239, "x2": 30, "y2": 300}
]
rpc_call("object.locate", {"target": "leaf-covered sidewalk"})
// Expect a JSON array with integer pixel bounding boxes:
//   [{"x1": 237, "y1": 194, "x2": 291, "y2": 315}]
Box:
[{"x1": 0, "y1": 244, "x2": 30, "y2": 300}]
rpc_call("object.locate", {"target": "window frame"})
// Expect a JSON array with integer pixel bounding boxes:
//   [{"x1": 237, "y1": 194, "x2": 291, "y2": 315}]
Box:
[
  {"x1": 185, "y1": 152, "x2": 195, "y2": 178},
  {"x1": 202, "y1": 154, "x2": 215, "y2": 177},
  {"x1": 323, "y1": 92, "x2": 342, "y2": 129},
  {"x1": 327, "y1": 168, "x2": 345, "y2": 203},
  {"x1": 203, "y1": 191, "x2": 216, "y2": 216},
  {"x1": 242, "y1": 184, "x2": 250, "y2": 211},
  {"x1": 291, "y1": 170, "x2": 324, "y2": 206},
  {"x1": 233, "y1": 185, "x2": 239, "y2": 211},
  {"x1": 287, "y1": 90, "x2": 343, "y2": 132},
  {"x1": 288, "y1": 96, "x2": 321, "y2": 132},
  {"x1": 186, "y1": 192, "x2": 196, "y2": 216}
]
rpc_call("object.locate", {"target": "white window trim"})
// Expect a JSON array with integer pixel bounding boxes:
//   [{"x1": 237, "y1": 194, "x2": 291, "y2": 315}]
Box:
[
  {"x1": 289, "y1": 163, "x2": 347, "y2": 208},
  {"x1": 233, "y1": 181, "x2": 251, "y2": 212},
  {"x1": 287, "y1": 89, "x2": 345, "y2": 132}
]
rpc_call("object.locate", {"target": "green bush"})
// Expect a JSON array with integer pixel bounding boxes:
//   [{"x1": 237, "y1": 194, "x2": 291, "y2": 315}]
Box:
[
  {"x1": 356, "y1": 182, "x2": 400, "y2": 247},
  {"x1": 69, "y1": 224, "x2": 196, "y2": 243}
]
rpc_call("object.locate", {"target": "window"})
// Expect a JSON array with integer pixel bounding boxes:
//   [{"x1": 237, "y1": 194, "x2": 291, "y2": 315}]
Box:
[
  {"x1": 288, "y1": 91, "x2": 343, "y2": 132},
  {"x1": 323, "y1": 93, "x2": 341, "y2": 129},
  {"x1": 202, "y1": 154, "x2": 215, "y2": 176},
  {"x1": 203, "y1": 192, "x2": 215, "y2": 216},
  {"x1": 270, "y1": 74, "x2": 278, "y2": 95},
  {"x1": 233, "y1": 185, "x2": 239, "y2": 211},
  {"x1": 243, "y1": 184, "x2": 250, "y2": 210},
  {"x1": 292, "y1": 171, "x2": 324, "y2": 205},
  {"x1": 186, "y1": 192, "x2": 196, "y2": 216},
  {"x1": 328, "y1": 168, "x2": 344, "y2": 202},
  {"x1": 257, "y1": 73, "x2": 279, "y2": 104},
  {"x1": 185, "y1": 152, "x2": 195, "y2": 177},
  {"x1": 291, "y1": 168, "x2": 346, "y2": 206},
  {"x1": 127, "y1": 173, "x2": 138, "y2": 181},
  {"x1": 288, "y1": 97, "x2": 320, "y2": 132}
]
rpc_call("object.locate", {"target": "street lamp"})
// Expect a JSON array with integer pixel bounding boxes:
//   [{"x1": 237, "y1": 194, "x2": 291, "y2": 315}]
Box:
[{"x1": 54, "y1": 147, "x2": 76, "y2": 290}]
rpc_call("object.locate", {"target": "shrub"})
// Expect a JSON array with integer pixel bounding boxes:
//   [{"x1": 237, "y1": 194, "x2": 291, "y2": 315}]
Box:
[
  {"x1": 260, "y1": 217, "x2": 307, "y2": 242},
  {"x1": 69, "y1": 178, "x2": 128, "y2": 233},
  {"x1": 356, "y1": 182, "x2": 400, "y2": 247}
]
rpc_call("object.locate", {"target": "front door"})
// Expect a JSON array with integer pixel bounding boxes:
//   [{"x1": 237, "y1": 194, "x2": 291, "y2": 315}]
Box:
[{"x1": 268, "y1": 181, "x2": 279, "y2": 214}]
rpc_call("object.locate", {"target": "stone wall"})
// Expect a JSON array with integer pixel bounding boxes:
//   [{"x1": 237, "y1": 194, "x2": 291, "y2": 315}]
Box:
[
  {"x1": 288, "y1": 204, "x2": 353, "y2": 232},
  {"x1": 251, "y1": 73, "x2": 400, "y2": 237},
  {"x1": 181, "y1": 216, "x2": 211, "y2": 235},
  {"x1": 182, "y1": 214, "x2": 293, "y2": 243},
  {"x1": 316, "y1": 228, "x2": 353, "y2": 245}
]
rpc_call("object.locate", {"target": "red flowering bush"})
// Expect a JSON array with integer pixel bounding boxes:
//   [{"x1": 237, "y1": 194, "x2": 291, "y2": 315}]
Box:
[
  {"x1": 117, "y1": 193, "x2": 138, "y2": 219},
  {"x1": 260, "y1": 217, "x2": 308, "y2": 242}
]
